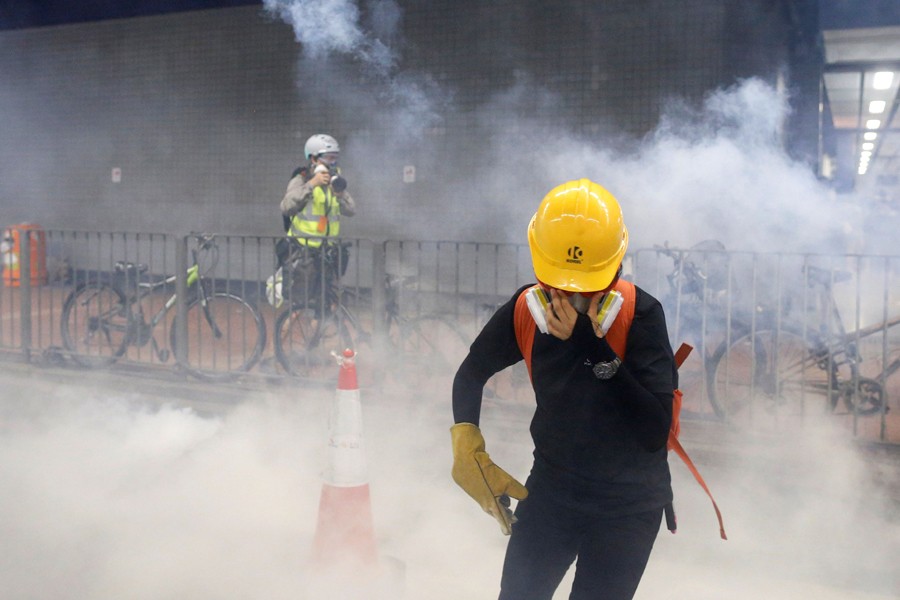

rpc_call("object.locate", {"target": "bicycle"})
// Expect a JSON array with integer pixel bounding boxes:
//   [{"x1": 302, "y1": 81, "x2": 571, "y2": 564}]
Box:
[
  {"x1": 272, "y1": 240, "x2": 470, "y2": 389},
  {"x1": 60, "y1": 233, "x2": 267, "y2": 381},
  {"x1": 706, "y1": 263, "x2": 895, "y2": 422},
  {"x1": 651, "y1": 241, "x2": 777, "y2": 414},
  {"x1": 653, "y1": 240, "x2": 763, "y2": 353}
]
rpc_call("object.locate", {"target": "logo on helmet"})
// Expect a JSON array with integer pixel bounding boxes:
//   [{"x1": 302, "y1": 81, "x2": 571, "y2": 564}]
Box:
[{"x1": 566, "y1": 246, "x2": 583, "y2": 264}]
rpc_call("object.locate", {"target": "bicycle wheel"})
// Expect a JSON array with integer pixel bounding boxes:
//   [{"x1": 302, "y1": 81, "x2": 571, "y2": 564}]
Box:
[
  {"x1": 707, "y1": 328, "x2": 845, "y2": 423},
  {"x1": 274, "y1": 303, "x2": 354, "y2": 383},
  {"x1": 390, "y1": 315, "x2": 471, "y2": 393},
  {"x1": 846, "y1": 377, "x2": 885, "y2": 416},
  {"x1": 60, "y1": 282, "x2": 131, "y2": 367},
  {"x1": 170, "y1": 292, "x2": 266, "y2": 382}
]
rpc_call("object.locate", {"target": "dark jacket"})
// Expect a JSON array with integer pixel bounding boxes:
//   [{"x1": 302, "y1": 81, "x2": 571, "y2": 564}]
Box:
[{"x1": 452, "y1": 283, "x2": 677, "y2": 517}]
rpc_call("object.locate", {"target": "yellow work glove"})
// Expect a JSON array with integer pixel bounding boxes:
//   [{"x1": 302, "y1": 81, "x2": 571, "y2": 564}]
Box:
[{"x1": 450, "y1": 423, "x2": 528, "y2": 535}]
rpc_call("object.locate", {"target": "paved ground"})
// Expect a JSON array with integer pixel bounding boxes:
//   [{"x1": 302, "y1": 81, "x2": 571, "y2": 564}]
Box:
[{"x1": 1, "y1": 356, "x2": 898, "y2": 599}]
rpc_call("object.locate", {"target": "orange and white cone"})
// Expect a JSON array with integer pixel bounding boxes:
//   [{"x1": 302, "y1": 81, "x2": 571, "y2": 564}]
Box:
[{"x1": 311, "y1": 348, "x2": 378, "y2": 569}]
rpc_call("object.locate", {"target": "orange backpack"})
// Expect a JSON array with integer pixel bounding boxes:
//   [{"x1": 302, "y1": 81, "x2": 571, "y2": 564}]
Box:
[{"x1": 513, "y1": 281, "x2": 727, "y2": 540}]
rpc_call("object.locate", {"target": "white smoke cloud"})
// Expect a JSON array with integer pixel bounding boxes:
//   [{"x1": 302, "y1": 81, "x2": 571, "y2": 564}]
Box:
[
  {"x1": 264, "y1": 0, "x2": 444, "y2": 191},
  {"x1": 263, "y1": 0, "x2": 398, "y2": 76},
  {"x1": 3, "y1": 17, "x2": 897, "y2": 597},
  {"x1": 263, "y1": 3, "x2": 854, "y2": 256},
  {"x1": 467, "y1": 77, "x2": 854, "y2": 255},
  {"x1": 0, "y1": 369, "x2": 897, "y2": 599}
]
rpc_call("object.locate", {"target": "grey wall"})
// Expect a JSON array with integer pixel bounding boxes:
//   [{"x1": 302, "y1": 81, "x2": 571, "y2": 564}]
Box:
[
  {"x1": 0, "y1": 1, "x2": 807, "y2": 242},
  {"x1": 1, "y1": 7, "x2": 299, "y2": 236}
]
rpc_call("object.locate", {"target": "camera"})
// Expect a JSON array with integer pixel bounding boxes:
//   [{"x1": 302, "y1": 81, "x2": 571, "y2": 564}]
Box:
[
  {"x1": 314, "y1": 164, "x2": 347, "y2": 192},
  {"x1": 328, "y1": 166, "x2": 347, "y2": 192}
]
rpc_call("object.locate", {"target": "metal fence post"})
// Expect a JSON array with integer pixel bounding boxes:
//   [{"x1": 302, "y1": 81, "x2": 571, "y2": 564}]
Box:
[
  {"x1": 20, "y1": 229, "x2": 32, "y2": 361},
  {"x1": 173, "y1": 235, "x2": 188, "y2": 365},
  {"x1": 372, "y1": 241, "x2": 387, "y2": 341}
]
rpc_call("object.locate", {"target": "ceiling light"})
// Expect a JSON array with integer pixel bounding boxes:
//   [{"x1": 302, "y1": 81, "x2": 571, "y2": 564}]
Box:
[
  {"x1": 873, "y1": 71, "x2": 894, "y2": 90},
  {"x1": 862, "y1": 142, "x2": 874, "y2": 150},
  {"x1": 858, "y1": 166, "x2": 867, "y2": 175},
  {"x1": 861, "y1": 151, "x2": 872, "y2": 158},
  {"x1": 864, "y1": 132, "x2": 877, "y2": 141},
  {"x1": 860, "y1": 156, "x2": 870, "y2": 164},
  {"x1": 866, "y1": 119, "x2": 882, "y2": 129},
  {"x1": 869, "y1": 100, "x2": 886, "y2": 114}
]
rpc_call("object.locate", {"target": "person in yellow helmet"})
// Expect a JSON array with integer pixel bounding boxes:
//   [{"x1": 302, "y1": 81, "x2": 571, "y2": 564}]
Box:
[
  {"x1": 276, "y1": 134, "x2": 356, "y2": 306},
  {"x1": 451, "y1": 179, "x2": 677, "y2": 600}
]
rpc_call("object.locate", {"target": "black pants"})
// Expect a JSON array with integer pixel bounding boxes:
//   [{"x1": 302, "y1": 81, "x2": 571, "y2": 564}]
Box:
[
  {"x1": 498, "y1": 472, "x2": 662, "y2": 600},
  {"x1": 276, "y1": 237, "x2": 350, "y2": 307}
]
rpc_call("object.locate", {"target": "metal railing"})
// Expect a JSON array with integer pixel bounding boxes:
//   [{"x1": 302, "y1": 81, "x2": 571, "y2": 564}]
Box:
[{"x1": 2, "y1": 230, "x2": 899, "y2": 441}]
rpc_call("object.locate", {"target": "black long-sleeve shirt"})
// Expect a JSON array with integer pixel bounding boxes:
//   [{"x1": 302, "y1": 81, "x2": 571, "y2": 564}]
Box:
[{"x1": 453, "y1": 283, "x2": 677, "y2": 516}]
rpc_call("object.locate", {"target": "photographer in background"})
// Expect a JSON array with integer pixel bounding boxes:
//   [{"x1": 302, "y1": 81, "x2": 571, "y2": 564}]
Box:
[{"x1": 273, "y1": 133, "x2": 356, "y2": 307}]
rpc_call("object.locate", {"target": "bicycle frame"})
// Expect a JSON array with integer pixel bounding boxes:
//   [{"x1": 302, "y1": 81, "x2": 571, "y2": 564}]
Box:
[
  {"x1": 130, "y1": 262, "x2": 202, "y2": 339},
  {"x1": 61, "y1": 233, "x2": 267, "y2": 380},
  {"x1": 833, "y1": 312, "x2": 900, "y2": 386},
  {"x1": 273, "y1": 244, "x2": 472, "y2": 387},
  {"x1": 707, "y1": 260, "x2": 899, "y2": 421}
]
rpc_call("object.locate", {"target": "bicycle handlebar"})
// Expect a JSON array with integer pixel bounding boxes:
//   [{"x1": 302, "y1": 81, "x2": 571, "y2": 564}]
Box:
[
  {"x1": 803, "y1": 264, "x2": 853, "y2": 288},
  {"x1": 189, "y1": 233, "x2": 219, "y2": 276},
  {"x1": 654, "y1": 243, "x2": 709, "y2": 291},
  {"x1": 652, "y1": 243, "x2": 680, "y2": 258},
  {"x1": 191, "y1": 233, "x2": 217, "y2": 251}
]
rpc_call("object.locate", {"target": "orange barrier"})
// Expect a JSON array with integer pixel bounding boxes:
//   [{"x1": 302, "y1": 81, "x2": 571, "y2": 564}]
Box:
[{"x1": 2, "y1": 223, "x2": 47, "y2": 287}]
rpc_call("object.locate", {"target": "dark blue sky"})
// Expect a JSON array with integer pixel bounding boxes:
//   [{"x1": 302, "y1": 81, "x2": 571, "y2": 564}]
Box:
[
  {"x1": 1, "y1": 1, "x2": 897, "y2": 33},
  {"x1": 0, "y1": 0, "x2": 260, "y2": 30}
]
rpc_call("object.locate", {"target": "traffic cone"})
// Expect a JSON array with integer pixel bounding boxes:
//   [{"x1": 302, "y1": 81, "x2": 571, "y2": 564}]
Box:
[{"x1": 311, "y1": 348, "x2": 379, "y2": 569}]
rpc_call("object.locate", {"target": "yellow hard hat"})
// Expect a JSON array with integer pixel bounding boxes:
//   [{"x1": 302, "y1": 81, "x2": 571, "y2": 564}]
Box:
[{"x1": 527, "y1": 179, "x2": 628, "y2": 292}]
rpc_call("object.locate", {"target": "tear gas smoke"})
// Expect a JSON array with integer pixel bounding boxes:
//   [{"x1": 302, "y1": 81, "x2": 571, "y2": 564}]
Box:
[
  {"x1": 264, "y1": 0, "x2": 442, "y2": 193},
  {"x1": 1, "y1": 5, "x2": 898, "y2": 599},
  {"x1": 263, "y1": 0, "x2": 399, "y2": 76},
  {"x1": 473, "y1": 77, "x2": 852, "y2": 255},
  {"x1": 0, "y1": 370, "x2": 897, "y2": 599},
  {"x1": 265, "y1": 0, "x2": 864, "y2": 255}
]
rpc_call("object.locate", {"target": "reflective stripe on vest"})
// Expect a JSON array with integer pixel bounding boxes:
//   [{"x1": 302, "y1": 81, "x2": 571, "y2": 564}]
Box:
[{"x1": 288, "y1": 185, "x2": 341, "y2": 247}]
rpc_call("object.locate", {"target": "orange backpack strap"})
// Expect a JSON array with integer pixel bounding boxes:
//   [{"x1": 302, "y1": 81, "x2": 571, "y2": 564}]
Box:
[
  {"x1": 669, "y1": 435, "x2": 728, "y2": 540},
  {"x1": 513, "y1": 281, "x2": 637, "y2": 374},
  {"x1": 603, "y1": 279, "x2": 635, "y2": 359},
  {"x1": 669, "y1": 343, "x2": 694, "y2": 440},
  {"x1": 513, "y1": 285, "x2": 726, "y2": 540},
  {"x1": 670, "y1": 343, "x2": 728, "y2": 541},
  {"x1": 513, "y1": 287, "x2": 538, "y2": 380}
]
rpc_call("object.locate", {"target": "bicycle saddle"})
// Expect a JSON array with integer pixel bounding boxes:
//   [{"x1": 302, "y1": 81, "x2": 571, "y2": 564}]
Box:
[
  {"x1": 385, "y1": 273, "x2": 418, "y2": 289},
  {"x1": 114, "y1": 261, "x2": 148, "y2": 274},
  {"x1": 803, "y1": 265, "x2": 852, "y2": 286}
]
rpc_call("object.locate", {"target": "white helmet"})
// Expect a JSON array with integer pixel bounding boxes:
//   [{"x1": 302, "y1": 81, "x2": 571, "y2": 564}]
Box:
[{"x1": 304, "y1": 134, "x2": 340, "y2": 160}]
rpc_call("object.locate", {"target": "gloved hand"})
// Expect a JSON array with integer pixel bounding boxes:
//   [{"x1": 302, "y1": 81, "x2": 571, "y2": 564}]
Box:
[{"x1": 450, "y1": 423, "x2": 528, "y2": 535}]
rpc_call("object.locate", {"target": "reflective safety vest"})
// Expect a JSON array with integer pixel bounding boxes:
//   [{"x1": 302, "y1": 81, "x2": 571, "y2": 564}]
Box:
[{"x1": 288, "y1": 184, "x2": 341, "y2": 248}]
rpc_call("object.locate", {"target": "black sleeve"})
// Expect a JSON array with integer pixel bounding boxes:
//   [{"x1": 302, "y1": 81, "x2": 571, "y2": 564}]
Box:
[
  {"x1": 451, "y1": 287, "x2": 528, "y2": 426},
  {"x1": 569, "y1": 287, "x2": 676, "y2": 451}
]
